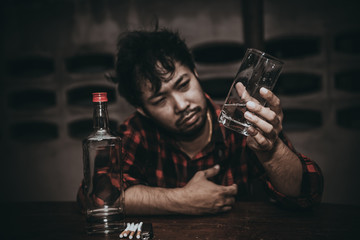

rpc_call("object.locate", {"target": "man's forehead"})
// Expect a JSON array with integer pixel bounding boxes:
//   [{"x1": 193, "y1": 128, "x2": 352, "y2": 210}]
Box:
[
  {"x1": 141, "y1": 63, "x2": 177, "y2": 93},
  {"x1": 140, "y1": 61, "x2": 191, "y2": 98},
  {"x1": 139, "y1": 77, "x2": 166, "y2": 100}
]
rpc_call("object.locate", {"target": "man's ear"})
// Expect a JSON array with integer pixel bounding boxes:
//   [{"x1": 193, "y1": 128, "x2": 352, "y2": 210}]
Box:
[
  {"x1": 136, "y1": 107, "x2": 148, "y2": 117},
  {"x1": 194, "y1": 69, "x2": 199, "y2": 78}
]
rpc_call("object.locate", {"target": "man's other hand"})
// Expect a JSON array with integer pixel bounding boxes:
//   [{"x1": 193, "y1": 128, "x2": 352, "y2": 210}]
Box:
[{"x1": 181, "y1": 165, "x2": 237, "y2": 214}]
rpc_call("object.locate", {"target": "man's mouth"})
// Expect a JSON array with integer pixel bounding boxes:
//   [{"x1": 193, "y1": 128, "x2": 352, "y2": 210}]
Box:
[
  {"x1": 182, "y1": 112, "x2": 197, "y2": 126},
  {"x1": 176, "y1": 107, "x2": 201, "y2": 127}
]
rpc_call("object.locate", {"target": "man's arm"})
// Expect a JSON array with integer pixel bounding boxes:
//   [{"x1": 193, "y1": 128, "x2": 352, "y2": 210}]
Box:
[
  {"x1": 253, "y1": 139, "x2": 302, "y2": 197},
  {"x1": 125, "y1": 165, "x2": 238, "y2": 215},
  {"x1": 241, "y1": 86, "x2": 303, "y2": 197}
]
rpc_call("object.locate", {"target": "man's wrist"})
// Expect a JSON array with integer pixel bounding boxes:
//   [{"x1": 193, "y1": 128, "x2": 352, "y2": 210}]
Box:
[{"x1": 255, "y1": 138, "x2": 284, "y2": 163}]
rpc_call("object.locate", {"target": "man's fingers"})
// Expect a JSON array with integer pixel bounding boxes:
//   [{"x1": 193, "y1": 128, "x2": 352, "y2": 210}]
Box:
[
  {"x1": 223, "y1": 184, "x2": 238, "y2": 196},
  {"x1": 225, "y1": 196, "x2": 236, "y2": 206},
  {"x1": 235, "y1": 82, "x2": 258, "y2": 104},
  {"x1": 260, "y1": 87, "x2": 282, "y2": 115},
  {"x1": 218, "y1": 196, "x2": 236, "y2": 212},
  {"x1": 244, "y1": 110, "x2": 278, "y2": 137},
  {"x1": 221, "y1": 205, "x2": 233, "y2": 212},
  {"x1": 203, "y1": 164, "x2": 220, "y2": 179}
]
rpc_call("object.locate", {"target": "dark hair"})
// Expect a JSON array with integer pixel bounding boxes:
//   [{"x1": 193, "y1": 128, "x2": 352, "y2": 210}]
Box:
[{"x1": 110, "y1": 29, "x2": 196, "y2": 107}]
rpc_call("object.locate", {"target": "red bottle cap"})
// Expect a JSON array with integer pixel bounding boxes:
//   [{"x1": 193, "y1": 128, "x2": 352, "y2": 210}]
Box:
[{"x1": 92, "y1": 92, "x2": 108, "y2": 102}]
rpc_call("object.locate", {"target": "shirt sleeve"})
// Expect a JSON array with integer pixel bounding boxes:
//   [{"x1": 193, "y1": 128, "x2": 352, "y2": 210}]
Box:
[
  {"x1": 260, "y1": 132, "x2": 324, "y2": 209},
  {"x1": 118, "y1": 120, "x2": 151, "y2": 190}
]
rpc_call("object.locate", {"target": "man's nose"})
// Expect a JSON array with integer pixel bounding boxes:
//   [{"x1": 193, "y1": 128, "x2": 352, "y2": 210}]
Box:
[{"x1": 172, "y1": 93, "x2": 189, "y2": 114}]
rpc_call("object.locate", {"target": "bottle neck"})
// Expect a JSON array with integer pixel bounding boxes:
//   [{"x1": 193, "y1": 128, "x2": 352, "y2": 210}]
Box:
[{"x1": 93, "y1": 101, "x2": 109, "y2": 131}]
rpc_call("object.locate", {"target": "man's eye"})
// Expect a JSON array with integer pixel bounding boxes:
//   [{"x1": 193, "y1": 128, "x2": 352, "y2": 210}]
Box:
[
  {"x1": 179, "y1": 80, "x2": 190, "y2": 90},
  {"x1": 152, "y1": 98, "x2": 166, "y2": 105}
]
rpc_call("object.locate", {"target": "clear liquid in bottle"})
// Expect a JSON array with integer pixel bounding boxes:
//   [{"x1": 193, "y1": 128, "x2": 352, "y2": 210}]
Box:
[{"x1": 82, "y1": 92, "x2": 125, "y2": 234}]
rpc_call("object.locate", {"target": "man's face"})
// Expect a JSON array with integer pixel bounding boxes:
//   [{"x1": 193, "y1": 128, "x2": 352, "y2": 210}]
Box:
[{"x1": 138, "y1": 62, "x2": 207, "y2": 139}]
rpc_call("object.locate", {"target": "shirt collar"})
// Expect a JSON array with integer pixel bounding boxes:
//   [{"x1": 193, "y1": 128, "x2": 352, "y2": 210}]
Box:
[{"x1": 205, "y1": 94, "x2": 228, "y2": 147}]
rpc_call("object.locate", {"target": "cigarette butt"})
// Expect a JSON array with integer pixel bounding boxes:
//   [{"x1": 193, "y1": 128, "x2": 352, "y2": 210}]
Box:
[
  {"x1": 129, "y1": 223, "x2": 139, "y2": 239},
  {"x1": 123, "y1": 230, "x2": 130, "y2": 237},
  {"x1": 119, "y1": 223, "x2": 130, "y2": 238},
  {"x1": 124, "y1": 223, "x2": 134, "y2": 237},
  {"x1": 129, "y1": 224, "x2": 138, "y2": 239},
  {"x1": 136, "y1": 222, "x2": 143, "y2": 239}
]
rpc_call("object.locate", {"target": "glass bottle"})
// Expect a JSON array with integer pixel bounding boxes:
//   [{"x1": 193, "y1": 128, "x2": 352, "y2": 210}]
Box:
[{"x1": 82, "y1": 92, "x2": 125, "y2": 234}]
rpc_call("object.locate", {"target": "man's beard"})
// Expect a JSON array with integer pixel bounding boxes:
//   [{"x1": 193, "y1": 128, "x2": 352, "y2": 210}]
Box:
[
  {"x1": 143, "y1": 106, "x2": 208, "y2": 142},
  {"x1": 174, "y1": 106, "x2": 207, "y2": 141}
]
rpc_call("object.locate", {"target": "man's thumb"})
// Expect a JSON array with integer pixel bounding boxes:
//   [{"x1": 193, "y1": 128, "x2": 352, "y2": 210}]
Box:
[{"x1": 203, "y1": 164, "x2": 220, "y2": 179}]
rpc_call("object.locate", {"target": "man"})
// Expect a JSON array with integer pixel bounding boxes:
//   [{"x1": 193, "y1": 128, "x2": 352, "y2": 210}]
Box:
[{"x1": 79, "y1": 29, "x2": 323, "y2": 215}]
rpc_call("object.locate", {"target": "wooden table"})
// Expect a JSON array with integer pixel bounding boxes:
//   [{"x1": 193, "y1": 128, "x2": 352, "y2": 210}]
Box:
[{"x1": 2, "y1": 201, "x2": 359, "y2": 240}]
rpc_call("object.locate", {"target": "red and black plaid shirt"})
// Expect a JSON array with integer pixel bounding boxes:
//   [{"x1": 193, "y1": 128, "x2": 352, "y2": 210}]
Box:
[{"x1": 116, "y1": 95, "x2": 323, "y2": 209}]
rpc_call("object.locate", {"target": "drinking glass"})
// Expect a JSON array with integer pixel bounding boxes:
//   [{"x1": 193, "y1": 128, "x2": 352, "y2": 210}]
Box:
[{"x1": 218, "y1": 48, "x2": 284, "y2": 136}]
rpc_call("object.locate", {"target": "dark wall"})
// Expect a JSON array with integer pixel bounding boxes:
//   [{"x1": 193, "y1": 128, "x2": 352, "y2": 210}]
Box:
[{"x1": 1, "y1": 0, "x2": 360, "y2": 205}]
